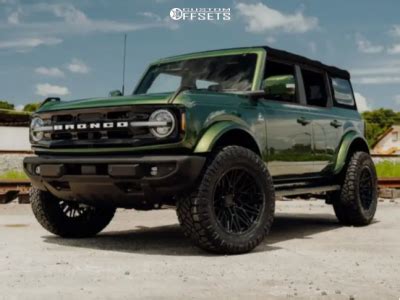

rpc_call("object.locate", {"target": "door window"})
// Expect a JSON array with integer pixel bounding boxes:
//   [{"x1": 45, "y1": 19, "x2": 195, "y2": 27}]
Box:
[
  {"x1": 263, "y1": 60, "x2": 297, "y2": 103},
  {"x1": 301, "y1": 69, "x2": 328, "y2": 107}
]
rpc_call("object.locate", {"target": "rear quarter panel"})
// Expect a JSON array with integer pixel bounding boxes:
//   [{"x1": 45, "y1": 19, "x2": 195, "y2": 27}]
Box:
[{"x1": 330, "y1": 107, "x2": 367, "y2": 174}]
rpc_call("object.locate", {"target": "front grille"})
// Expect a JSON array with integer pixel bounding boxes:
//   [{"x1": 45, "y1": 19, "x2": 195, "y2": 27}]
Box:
[{"x1": 36, "y1": 106, "x2": 182, "y2": 149}]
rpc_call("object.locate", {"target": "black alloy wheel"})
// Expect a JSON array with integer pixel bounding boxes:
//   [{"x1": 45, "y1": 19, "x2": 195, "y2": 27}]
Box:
[{"x1": 213, "y1": 168, "x2": 264, "y2": 234}]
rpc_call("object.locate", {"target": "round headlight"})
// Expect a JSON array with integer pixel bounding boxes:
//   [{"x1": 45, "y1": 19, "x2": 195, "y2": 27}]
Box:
[
  {"x1": 30, "y1": 117, "x2": 44, "y2": 142},
  {"x1": 149, "y1": 109, "x2": 175, "y2": 138}
]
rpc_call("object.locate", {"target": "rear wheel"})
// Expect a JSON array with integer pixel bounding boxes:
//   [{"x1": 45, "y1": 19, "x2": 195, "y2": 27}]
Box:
[
  {"x1": 332, "y1": 152, "x2": 377, "y2": 226},
  {"x1": 30, "y1": 187, "x2": 116, "y2": 237},
  {"x1": 177, "y1": 146, "x2": 275, "y2": 254}
]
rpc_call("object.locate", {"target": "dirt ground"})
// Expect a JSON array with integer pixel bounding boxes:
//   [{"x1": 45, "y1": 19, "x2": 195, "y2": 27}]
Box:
[{"x1": 0, "y1": 199, "x2": 399, "y2": 300}]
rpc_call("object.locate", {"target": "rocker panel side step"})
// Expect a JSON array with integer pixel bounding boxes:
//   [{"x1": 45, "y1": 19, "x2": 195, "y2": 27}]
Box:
[{"x1": 275, "y1": 185, "x2": 341, "y2": 197}]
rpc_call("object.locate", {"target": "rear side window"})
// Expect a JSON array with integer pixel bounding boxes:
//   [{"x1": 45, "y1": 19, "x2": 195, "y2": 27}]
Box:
[
  {"x1": 331, "y1": 77, "x2": 355, "y2": 107},
  {"x1": 301, "y1": 69, "x2": 328, "y2": 107}
]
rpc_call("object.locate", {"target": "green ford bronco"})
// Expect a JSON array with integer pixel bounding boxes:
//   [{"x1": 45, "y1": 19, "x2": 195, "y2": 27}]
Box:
[{"x1": 24, "y1": 46, "x2": 377, "y2": 254}]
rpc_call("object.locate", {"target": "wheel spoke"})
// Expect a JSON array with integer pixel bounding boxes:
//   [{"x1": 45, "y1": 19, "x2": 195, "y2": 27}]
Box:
[
  {"x1": 235, "y1": 207, "x2": 252, "y2": 228},
  {"x1": 240, "y1": 202, "x2": 261, "y2": 216},
  {"x1": 213, "y1": 168, "x2": 264, "y2": 234},
  {"x1": 58, "y1": 201, "x2": 91, "y2": 219}
]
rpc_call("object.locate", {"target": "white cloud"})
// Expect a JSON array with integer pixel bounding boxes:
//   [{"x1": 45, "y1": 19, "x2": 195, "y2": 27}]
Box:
[
  {"x1": 35, "y1": 67, "x2": 64, "y2": 77},
  {"x1": 389, "y1": 25, "x2": 400, "y2": 37},
  {"x1": 7, "y1": 9, "x2": 21, "y2": 25},
  {"x1": 66, "y1": 58, "x2": 89, "y2": 74},
  {"x1": 354, "y1": 92, "x2": 372, "y2": 112},
  {"x1": 351, "y1": 60, "x2": 400, "y2": 85},
  {"x1": 394, "y1": 95, "x2": 400, "y2": 104},
  {"x1": 355, "y1": 35, "x2": 384, "y2": 54},
  {"x1": 352, "y1": 76, "x2": 400, "y2": 85},
  {"x1": 52, "y1": 3, "x2": 89, "y2": 24},
  {"x1": 388, "y1": 44, "x2": 400, "y2": 54},
  {"x1": 15, "y1": 104, "x2": 24, "y2": 111},
  {"x1": 0, "y1": 4, "x2": 177, "y2": 37},
  {"x1": 308, "y1": 41, "x2": 317, "y2": 54},
  {"x1": 138, "y1": 12, "x2": 162, "y2": 22},
  {"x1": 0, "y1": 37, "x2": 62, "y2": 50},
  {"x1": 35, "y1": 83, "x2": 69, "y2": 96},
  {"x1": 236, "y1": 2, "x2": 318, "y2": 34},
  {"x1": 351, "y1": 65, "x2": 400, "y2": 76},
  {"x1": 266, "y1": 36, "x2": 276, "y2": 44}
]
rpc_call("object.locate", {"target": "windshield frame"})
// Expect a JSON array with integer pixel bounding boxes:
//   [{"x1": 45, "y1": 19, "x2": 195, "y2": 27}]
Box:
[{"x1": 133, "y1": 48, "x2": 266, "y2": 95}]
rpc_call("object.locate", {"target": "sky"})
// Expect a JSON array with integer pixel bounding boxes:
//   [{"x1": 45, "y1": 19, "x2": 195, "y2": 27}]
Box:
[{"x1": 1, "y1": 0, "x2": 400, "y2": 111}]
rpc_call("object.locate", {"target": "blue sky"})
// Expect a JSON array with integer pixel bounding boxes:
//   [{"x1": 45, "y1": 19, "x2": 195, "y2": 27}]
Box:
[{"x1": 1, "y1": 0, "x2": 400, "y2": 111}]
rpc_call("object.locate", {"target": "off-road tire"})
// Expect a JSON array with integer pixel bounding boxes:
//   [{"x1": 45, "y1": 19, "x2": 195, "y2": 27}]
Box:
[
  {"x1": 30, "y1": 187, "x2": 116, "y2": 237},
  {"x1": 332, "y1": 151, "x2": 377, "y2": 226},
  {"x1": 176, "y1": 146, "x2": 275, "y2": 254}
]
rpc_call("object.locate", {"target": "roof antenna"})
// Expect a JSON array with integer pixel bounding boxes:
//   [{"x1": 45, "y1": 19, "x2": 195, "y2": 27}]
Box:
[{"x1": 122, "y1": 33, "x2": 127, "y2": 95}]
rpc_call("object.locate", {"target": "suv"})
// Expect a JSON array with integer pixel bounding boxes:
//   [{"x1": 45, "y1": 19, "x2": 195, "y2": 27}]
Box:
[{"x1": 24, "y1": 46, "x2": 377, "y2": 254}]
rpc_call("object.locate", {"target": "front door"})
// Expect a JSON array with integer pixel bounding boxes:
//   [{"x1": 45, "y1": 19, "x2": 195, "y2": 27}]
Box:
[
  {"x1": 264, "y1": 101, "x2": 314, "y2": 177},
  {"x1": 261, "y1": 59, "x2": 314, "y2": 177}
]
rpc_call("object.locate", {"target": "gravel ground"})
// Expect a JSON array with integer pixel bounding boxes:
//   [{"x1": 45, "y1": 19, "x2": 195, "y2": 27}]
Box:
[{"x1": 0, "y1": 200, "x2": 399, "y2": 300}]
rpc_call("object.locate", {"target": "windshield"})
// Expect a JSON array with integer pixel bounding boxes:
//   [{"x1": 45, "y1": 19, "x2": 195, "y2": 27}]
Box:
[{"x1": 134, "y1": 54, "x2": 258, "y2": 95}]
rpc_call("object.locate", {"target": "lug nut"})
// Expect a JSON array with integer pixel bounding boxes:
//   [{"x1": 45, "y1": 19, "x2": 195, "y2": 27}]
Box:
[
  {"x1": 34, "y1": 165, "x2": 41, "y2": 175},
  {"x1": 150, "y1": 166, "x2": 158, "y2": 176}
]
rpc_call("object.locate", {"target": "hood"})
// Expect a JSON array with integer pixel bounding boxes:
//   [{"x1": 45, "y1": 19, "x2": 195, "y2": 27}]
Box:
[{"x1": 37, "y1": 92, "x2": 173, "y2": 112}]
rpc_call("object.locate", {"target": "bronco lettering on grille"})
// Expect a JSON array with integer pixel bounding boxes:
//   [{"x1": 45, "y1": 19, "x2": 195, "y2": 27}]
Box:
[{"x1": 53, "y1": 121, "x2": 130, "y2": 131}]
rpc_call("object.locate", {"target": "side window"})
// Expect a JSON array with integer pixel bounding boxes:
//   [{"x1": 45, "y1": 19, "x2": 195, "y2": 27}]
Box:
[
  {"x1": 196, "y1": 79, "x2": 218, "y2": 90},
  {"x1": 146, "y1": 73, "x2": 181, "y2": 94},
  {"x1": 331, "y1": 77, "x2": 355, "y2": 107},
  {"x1": 263, "y1": 60, "x2": 297, "y2": 102},
  {"x1": 301, "y1": 69, "x2": 328, "y2": 107}
]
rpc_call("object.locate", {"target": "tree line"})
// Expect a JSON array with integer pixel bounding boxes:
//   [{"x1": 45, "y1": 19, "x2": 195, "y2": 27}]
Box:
[
  {"x1": 0, "y1": 100, "x2": 40, "y2": 112},
  {"x1": 362, "y1": 109, "x2": 400, "y2": 146}
]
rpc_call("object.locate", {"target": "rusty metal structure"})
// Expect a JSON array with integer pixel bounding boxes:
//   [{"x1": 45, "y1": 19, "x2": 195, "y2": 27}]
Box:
[{"x1": 0, "y1": 180, "x2": 30, "y2": 204}]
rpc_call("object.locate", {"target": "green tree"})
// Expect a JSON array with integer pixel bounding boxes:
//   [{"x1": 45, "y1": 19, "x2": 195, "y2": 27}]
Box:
[
  {"x1": 23, "y1": 102, "x2": 41, "y2": 112},
  {"x1": 362, "y1": 109, "x2": 400, "y2": 146},
  {"x1": 0, "y1": 100, "x2": 15, "y2": 110}
]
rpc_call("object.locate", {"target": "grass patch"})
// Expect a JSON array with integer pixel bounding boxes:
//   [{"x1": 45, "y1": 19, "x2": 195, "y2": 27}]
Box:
[
  {"x1": 0, "y1": 170, "x2": 28, "y2": 180},
  {"x1": 375, "y1": 161, "x2": 400, "y2": 178}
]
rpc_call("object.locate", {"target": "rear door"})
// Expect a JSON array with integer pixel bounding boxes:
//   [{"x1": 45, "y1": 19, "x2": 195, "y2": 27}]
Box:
[{"x1": 299, "y1": 67, "x2": 341, "y2": 174}]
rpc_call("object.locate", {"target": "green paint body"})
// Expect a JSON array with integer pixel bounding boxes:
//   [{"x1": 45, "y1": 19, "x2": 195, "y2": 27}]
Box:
[{"x1": 33, "y1": 47, "x2": 368, "y2": 177}]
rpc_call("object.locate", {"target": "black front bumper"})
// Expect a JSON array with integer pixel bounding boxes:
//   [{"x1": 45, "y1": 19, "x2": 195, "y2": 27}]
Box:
[{"x1": 23, "y1": 155, "x2": 206, "y2": 208}]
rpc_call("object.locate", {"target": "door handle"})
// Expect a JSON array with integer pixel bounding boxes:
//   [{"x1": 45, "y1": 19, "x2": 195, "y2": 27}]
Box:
[
  {"x1": 297, "y1": 117, "x2": 310, "y2": 126},
  {"x1": 330, "y1": 120, "x2": 342, "y2": 128}
]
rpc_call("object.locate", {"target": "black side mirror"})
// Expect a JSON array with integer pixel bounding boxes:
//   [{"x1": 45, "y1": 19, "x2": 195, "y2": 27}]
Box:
[{"x1": 109, "y1": 90, "x2": 123, "y2": 97}]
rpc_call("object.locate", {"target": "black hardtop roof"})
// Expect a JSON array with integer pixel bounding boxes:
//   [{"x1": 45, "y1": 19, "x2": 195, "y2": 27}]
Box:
[
  {"x1": 262, "y1": 46, "x2": 350, "y2": 80},
  {"x1": 167, "y1": 46, "x2": 350, "y2": 80}
]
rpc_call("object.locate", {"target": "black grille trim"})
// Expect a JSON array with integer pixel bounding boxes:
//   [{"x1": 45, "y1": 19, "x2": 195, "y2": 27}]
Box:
[{"x1": 34, "y1": 105, "x2": 183, "y2": 149}]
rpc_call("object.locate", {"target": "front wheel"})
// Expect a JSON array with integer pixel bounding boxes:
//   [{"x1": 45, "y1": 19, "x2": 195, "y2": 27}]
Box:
[
  {"x1": 177, "y1": 146, "x2": 275, "y2": 254},
  {"x1": 332, "y1": 151, "x2": 378, "y2": 226},
  {"x1": 30, "y1": 188, "x2": 116, "y2": 238}
]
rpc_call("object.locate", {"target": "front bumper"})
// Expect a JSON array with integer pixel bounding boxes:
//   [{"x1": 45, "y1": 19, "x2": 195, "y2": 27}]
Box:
[{"x1": 23, "y1": 155, "x2": 206, "y2": 208}]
